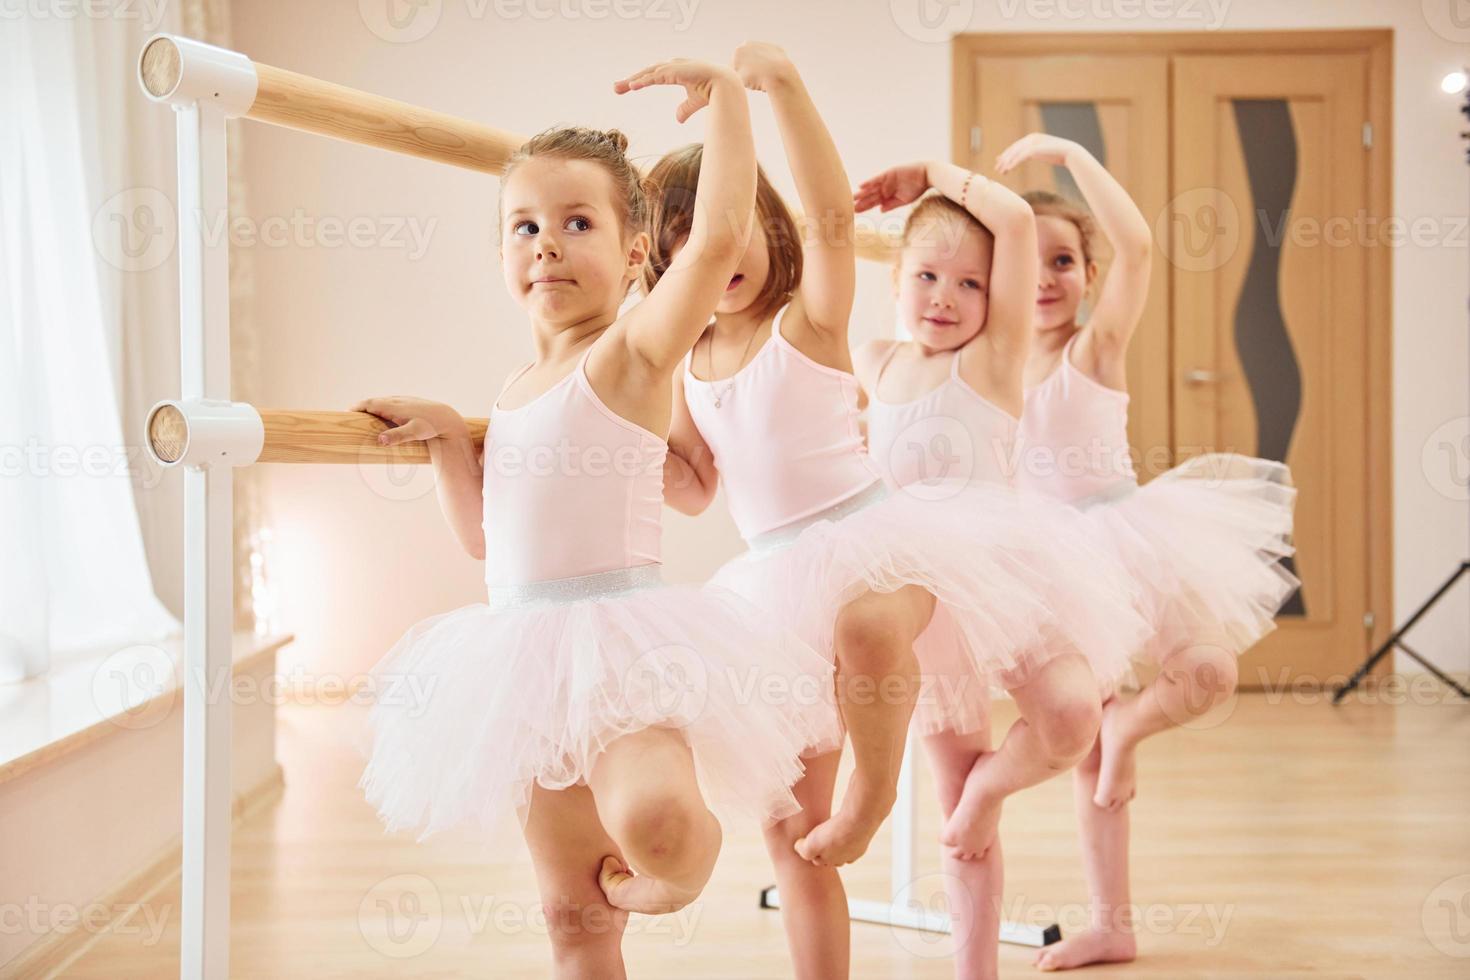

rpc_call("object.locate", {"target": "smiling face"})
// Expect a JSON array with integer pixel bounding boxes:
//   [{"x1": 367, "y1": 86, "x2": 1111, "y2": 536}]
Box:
[
  {"x1": 1034, "y1": 213, "x2": 1095, "y2": 334},
  {"x1": 894, "y1": 216, "x2": 993, "y2": 351},
  {"x1": 499, "y1": 156, "x2": 646, "y2": 325}
]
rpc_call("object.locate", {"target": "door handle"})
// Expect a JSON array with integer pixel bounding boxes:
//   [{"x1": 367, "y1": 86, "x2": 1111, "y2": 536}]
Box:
[{"x1": 1184, "y1": 369, "x2": 1223, "y2": 385}]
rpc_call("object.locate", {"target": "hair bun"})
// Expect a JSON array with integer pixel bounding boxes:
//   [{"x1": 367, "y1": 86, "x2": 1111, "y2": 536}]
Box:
[{"x1": 600, "y1": 129, "x2": 630, "y2": 154}]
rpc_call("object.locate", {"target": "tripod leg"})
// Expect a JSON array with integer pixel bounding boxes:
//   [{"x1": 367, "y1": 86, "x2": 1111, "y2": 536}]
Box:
[
  {"x1": 1333, "y1": 563, "x2": 1469, "y2": 704},
  {"x1": 1392, "y1": 641, "x2": 1470, "y2": 699}
]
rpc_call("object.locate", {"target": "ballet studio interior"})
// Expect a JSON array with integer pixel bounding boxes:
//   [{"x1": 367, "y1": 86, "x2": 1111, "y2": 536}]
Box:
[{"x1": 2, "y1": 1, "x2": 1468, "y2": 978}]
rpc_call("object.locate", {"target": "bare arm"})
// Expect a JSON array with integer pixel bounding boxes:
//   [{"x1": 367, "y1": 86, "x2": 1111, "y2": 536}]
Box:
[
  {"x1": 352, "y1": 397, "x2": 485, "y2": 560},
  {"x1": 427, "y1": 423, "x2": 487, "y2": 560},
  {"x1": 922, "y1": 161, "x2": 1037, "y2": 385},
  {"x1": 997, "y1": 134, "x2": 1151, "y2": 361},
  {"x1": 734, "y1": 42, "x2": 855, "y2": 338},
  {"x1": 662, "y1": 370, "x2": 720, "y2": 515},
  {"x1": 614, "y1": 62, "x2": 756, "y2": 372}
]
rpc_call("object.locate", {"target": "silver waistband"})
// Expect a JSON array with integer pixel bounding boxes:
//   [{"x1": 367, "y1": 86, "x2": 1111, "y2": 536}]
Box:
[
  {"x1": 1073, "y1": 479, "x2": 1140, "y2": 511},
  {"x1": 485, "y1": 563, "x2": 664, "y2": 612},
  {"x1": 746, "y1": 481, "x2": 891, "y2": 554}
]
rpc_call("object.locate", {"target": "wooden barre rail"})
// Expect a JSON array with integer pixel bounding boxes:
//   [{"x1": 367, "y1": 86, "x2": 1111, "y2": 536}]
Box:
[
  {"x1": 149, "y1": 406, "x2": 489, "y2": 465},
  {"x1": 138, "y1": 34, "x2": 900, "y2": 263},
  {"x1": 141, "y1": 36, "x2": 524, "y2": 175}
]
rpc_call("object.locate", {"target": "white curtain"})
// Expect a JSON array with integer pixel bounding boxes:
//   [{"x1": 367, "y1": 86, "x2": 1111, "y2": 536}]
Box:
[{"x1": 0, "y1": 14, "x2": 182, "y2": 680}]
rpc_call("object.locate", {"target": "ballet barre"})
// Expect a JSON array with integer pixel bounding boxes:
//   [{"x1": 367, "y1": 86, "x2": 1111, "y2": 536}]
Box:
[
  {"x1": 145, "y1": 404, "x2": 489, "y2": 466},
  {"x1": 136, "y1": 32, "x2": 891, "y2": 979}
]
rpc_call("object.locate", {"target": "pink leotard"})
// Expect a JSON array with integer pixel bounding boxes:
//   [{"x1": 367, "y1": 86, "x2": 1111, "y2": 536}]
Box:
[
  {"x1": 682, "y1": 304, "x2": 883, "y2": 539},
  {"x1": 864, "y1": 344, "x2": 1021, "y2": 492},
  {"x1": 1017, "y1": 333, "x2": 1138, "y2": 504},
  {"x1": 482, "y1": 345, "x2": 665, "y2": 586}
]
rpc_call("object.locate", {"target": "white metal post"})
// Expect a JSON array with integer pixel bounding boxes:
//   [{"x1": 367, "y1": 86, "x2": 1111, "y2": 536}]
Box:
[
  {"x1": 139, "y1": 34, "x2": 261, "y2": 979},
  {"x1": 174, "y1": 98, "x2": 235, "y2": 980}
]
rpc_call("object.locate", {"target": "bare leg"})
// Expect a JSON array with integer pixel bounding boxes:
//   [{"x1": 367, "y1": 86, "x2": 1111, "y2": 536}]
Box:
[
  {"x1": 923, "y1": 721, "x2": 1004, "y2": 980},
  {"x1": 796, "y1": 585, "x2": 933, "y2": 867},
  {"x1": 943, "y1": 653, "x2": 1101, "y2": 859},
  {"x1": 1093, "y1": 643, "x2": 1238, "y2": 810},
  {"x1": 761, "y1": 751, "x2": 850, "y2": 980},
  {"x1": 1033, "y1": 643, "x2": 1238, "y2": 971},
  {"x1": 1031, "y1": 738, "x2": 1136, "y2": 972},
  {"x1": 588, "y1": 727, "x2": 722, "y2": 915},
  {"x1": 522, "y1": 783, "x2": 630, "y2": 980}
]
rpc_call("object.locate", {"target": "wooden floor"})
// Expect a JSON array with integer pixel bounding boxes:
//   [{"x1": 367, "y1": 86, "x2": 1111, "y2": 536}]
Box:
[{"x1": 56, "y1": 690, "x2": 1470, "y2": 978}]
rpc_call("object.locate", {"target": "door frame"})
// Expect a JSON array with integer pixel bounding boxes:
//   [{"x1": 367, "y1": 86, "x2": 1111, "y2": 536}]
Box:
[{"x1": 953, "y1": 30, "x2": 1395, "y2": 675}]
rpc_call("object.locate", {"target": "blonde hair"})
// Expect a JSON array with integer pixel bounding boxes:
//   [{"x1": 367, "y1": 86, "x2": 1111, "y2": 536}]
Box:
[
  {"x1": 1022, "y1": 190, "x2": 1098, "y2": 267},
  {"x1": 900, "y1": 192, "x2": 995, "y2": 263},
  {"x1": 642, "y1": 142, "x2": 801, "y2": 318},
  {"x1": 500, "y1": 126, "x2": 650, "y2": 237}
]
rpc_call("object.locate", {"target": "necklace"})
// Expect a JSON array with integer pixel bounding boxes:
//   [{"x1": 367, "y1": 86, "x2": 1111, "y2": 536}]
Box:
[{"x1": 707, "y1": 319, "x2": 761, "y2": 409}]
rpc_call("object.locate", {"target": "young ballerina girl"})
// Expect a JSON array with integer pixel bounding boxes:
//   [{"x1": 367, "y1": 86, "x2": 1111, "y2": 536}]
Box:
[
  {"x1": 991, "y1": 133, "x2": 1298, "y2": 972},
  {"x1": 646, "y1": 45, "x2": 1147, "y2": 979},
  {"x1": 850, "y1": 159, "x2": 1150, "y2": 980},
  {"x1": 351, "y1": 61, "x2": 838, "y2": 979}
]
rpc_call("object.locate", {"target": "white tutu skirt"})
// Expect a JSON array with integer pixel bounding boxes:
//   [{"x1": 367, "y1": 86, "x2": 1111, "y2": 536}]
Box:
[
  {"x1": 709, "y1": 482, "x2": 1153, "y2": 735},
  {"x1": 354, "y1": 565, "x2": 838, "y2": 842},
  {"x1": 1078, "y1": 453, "x2": 1299, "y2": 671}
]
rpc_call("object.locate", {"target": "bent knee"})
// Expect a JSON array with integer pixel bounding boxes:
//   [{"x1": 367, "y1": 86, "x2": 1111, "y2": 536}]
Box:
[
  {"x1": 1165, "y1": 645, "x2": 1239, "y2": 698},
  {"x1": 608, "y1": 794, "x2": 715, "y2": 866},
  {"x1": 1032, "y1": 692, "x2": 1103, "y2": 766}
]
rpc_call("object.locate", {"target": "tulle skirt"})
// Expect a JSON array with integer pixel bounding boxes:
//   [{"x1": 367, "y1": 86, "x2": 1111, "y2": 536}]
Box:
[
  {"x1": 709, "y1": 481, "x2": 1153, "y2": 735},
  {"x1": 1076, "y1": 453, "x2": 1299, "y2": 671},
  {"x1": 355, "y1": 564, "x2": 839, "y2": 842}
]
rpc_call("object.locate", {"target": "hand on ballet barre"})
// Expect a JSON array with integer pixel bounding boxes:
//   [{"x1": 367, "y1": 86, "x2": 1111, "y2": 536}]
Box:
[{"x1": 349, "y1": 396, "x2": 468, "y2": 447}]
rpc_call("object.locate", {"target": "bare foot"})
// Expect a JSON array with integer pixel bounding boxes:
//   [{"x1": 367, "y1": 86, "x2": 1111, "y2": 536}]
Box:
[
  {"x1": 940, "y1": 758, "x2": 1004, "y2": 861},
  {"x1": 596, "y1": 856, "x2": 700, "y2": 915},
  {"x1": 793, "y1": 778, "x2": 895, "y2": 867},
  {"x1": 1092, "y1": 699, "x2": 1138, "y2": 811},
  {"x1": 1032, "y1": 928, "x2": 1136, "y2": 971}
]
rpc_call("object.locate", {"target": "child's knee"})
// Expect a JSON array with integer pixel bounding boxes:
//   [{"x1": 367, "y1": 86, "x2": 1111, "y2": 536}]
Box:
[
  {"x1": 1033, "y1": 689, "x2": 1102, "y2": 767},
  {"x1": 608, "y1": 793, "x2": 717, "y2": 873}
]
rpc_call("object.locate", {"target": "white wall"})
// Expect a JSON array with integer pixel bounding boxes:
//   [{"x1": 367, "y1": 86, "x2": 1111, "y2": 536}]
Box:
[{"x1": 219, "y1": 0, "x2": 1467, "y2": 683}]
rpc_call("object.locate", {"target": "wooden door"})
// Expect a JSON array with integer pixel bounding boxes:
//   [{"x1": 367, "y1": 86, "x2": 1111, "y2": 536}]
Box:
[
  {"x1": 964, "y1": 55, "x2": 1173, "y2": 471},
  {"x1": 959, "y1": 39, "x2": 1387, "y2": 688},
  {"x1": 1171, "y1": 53, "x2": 1373, "y2": 684}
]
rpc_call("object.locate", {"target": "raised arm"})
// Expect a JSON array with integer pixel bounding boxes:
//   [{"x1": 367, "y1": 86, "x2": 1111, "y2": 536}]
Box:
[
  {"x1": 733, "y1": 42, "x2": 855, "y2": 337},
  {"x1": 663, "y1": 369, "x2": 720, "y2": 515},
  {"x1": 996, "y1": 134, "x2": 1152, "y2": 357},
  {"x1": 614, "y1": 60, "x2": 756, "y2": 372},
  {"x1": 921, "y1": 160, "x2": 1038, "y2": 366}
]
